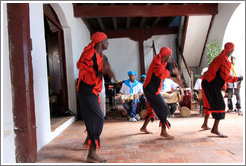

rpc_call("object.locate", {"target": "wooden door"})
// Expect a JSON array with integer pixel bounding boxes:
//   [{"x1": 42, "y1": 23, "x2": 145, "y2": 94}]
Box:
[{"x1": 46, "y1": 31, "x2": 68, "y2": 116}]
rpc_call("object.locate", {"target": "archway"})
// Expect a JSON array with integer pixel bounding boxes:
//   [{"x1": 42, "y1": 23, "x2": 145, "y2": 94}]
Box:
[
  {"x1": 223, "y1": 3, "x2": 245, "y2": 111},
  {"x1": 43, "y1": 4, "x2": 70, "y2": 129}
]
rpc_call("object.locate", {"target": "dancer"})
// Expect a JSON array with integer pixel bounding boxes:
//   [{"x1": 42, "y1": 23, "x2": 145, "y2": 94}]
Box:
[
  {"x1": 77, "y1": 32, "x2": 115, "y2": 163},
  {"x1": 201, "y1": 42, "x2": 243, "y2": 137},
  {"x1": 140, "y1": 47, "x2": 179, "y2": 139}
]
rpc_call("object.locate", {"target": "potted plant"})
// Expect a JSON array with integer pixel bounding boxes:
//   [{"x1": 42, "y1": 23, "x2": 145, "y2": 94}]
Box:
[{"x1": 206, "y1": 40, "x2": 222, "y2": 65}]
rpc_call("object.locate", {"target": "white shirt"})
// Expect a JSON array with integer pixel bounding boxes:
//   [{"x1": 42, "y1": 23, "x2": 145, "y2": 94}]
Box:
[
  {"x1": 161, "y1": 78, "x2": 179, "y2": 92},
  {"x1": 120, "y1": 80, "x2": 143, "y2": 95},
  {"x1": 194, "y1": 78, "x2": 203, "y2": 90}
]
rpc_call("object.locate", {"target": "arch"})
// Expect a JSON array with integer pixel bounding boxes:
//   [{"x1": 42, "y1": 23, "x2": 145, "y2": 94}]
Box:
[
  {"x1": 222, "y1": 3, "x2": 245, "y2": 111},
  {"x1": 49, "y1": 3, "x2": 77, "y2": 115}
]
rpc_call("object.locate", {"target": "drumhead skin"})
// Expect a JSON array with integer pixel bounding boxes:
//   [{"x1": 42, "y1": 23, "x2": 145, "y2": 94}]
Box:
[{"x1": 180, "y1": 106, "x2": 191, "y2": 117}]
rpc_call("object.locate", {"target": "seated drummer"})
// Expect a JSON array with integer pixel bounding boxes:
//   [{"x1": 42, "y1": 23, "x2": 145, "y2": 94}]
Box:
[
  {"x1": 116, "y1": 71, "x2": 143, "y2": 122},
  {"x1": 161, "y1": 78, "x2": 180, "y2": 118},
  {"x1": 193, "y1": 67, "x2": 208, "y2": 103}
]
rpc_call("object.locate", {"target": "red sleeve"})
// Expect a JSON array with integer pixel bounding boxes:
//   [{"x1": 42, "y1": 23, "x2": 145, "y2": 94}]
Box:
[
  {"x1": 220, "y1": 58, "x2": 238, "y2": 83},
  {"x1": 78, "y1": 51, "x2": 97, "y2": 85},
  {"x1": 153, "y1": 62, "x2": 170, "y2": 79}
]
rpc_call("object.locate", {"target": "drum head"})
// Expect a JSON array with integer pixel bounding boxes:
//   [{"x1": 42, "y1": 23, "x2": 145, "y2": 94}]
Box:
[{"x1": 180, "y1": 106, "x2": 191, "y2": 117}]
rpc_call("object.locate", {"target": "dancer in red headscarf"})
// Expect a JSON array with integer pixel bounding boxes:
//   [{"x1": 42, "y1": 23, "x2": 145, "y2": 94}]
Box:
[
  {"x1": 77, "y1": 32, "x2": 115, "y2": 163},
  {"x1": 139, "y1": 47, "x2": 177, "y2": 140},
  {"x1": 201, "y1": 42, "x2": 243, "y2": 137}
]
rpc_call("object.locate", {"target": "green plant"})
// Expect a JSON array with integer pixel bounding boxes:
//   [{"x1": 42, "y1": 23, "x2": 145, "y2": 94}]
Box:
[{"x1": 206, "y1": 40, "x2": 222, "y2": 65}]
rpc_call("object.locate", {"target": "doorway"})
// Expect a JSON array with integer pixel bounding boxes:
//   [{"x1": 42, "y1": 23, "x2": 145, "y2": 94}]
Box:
[{"x1": 43, "y1": 5, "x2": 69, "y2": 119}]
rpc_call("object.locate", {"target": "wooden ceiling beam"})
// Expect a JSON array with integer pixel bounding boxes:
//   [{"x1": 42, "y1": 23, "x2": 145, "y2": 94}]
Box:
[
  {"x1": 152, "y1": 17, "x2": 160, "y2": 27},
  {"x1": 97, "y1": 17, "x2": 105, "y2": 31},
  {"x1": 105, "y1": 27, "x2": 178, "y2": 41},
  {"x1": 126, "y1": 3, "x2": 133, "y2": 29},
  {"x1": 111, "y1": 4, "x2": 118, "y2": 30},
  {"x1": 74, "y1": 4, "x2": 218, "y2": 17},
  {"x1": 113, "y1": 17, "x2": 118, "y2": 30},
  {"x1": 139, "y1": 3, "x2": 151, "y2": 28}
]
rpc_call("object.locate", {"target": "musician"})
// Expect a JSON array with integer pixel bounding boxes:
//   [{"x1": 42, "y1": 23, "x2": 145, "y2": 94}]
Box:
[
  {"x1": 193, "y1": 67, "x2": 208, "y2": 105},
  {"x1": 139, "y1": 75, "x2": 146, "y2": 85},
  {"x1": 139, "y1": 47, "x2": 179, "y2": 139},
  {"x1": 116, "y1": 71, "x2": 143, "y2": 122},
  {"x1": 161, "y1": 78, "x2": 180, "y2": 118},
  {"x1": 201, "y1": 42, "x2": 243, "y2": 137},
  {"x1": 77, "y1": 32, "x2": 115, "y2": 163},
  {"x1": 226, "y1": 56, "x2": 243, "y2": 115}
]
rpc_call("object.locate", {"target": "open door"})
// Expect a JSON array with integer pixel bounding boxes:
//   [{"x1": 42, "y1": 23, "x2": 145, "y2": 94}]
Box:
[{"x1": 43, "y1": 5, "x2": 68, "y2": 118}]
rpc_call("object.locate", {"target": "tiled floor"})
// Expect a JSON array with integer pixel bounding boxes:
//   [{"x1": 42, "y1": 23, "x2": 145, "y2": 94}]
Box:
[{"x1": 37, "y1": 110, "x2": 244, "y2": 164}]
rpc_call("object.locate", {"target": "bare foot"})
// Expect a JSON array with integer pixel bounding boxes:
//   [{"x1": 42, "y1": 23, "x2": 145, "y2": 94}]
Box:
[
  {"x1": 86, "y1": 154, "x2": 107, "y2": 163},
  {"x1": 160, "y1": 132, "x2": 174, "y2": 140},
  {"x1": 140, "y1": 128, "x2": 153, "y2": 134},
  {"x1": 201, "y1": 125, "x2": 211, "y2": 130},
  {"x1": 211, "y1": 130, "x2": 228, "y2": 138}
]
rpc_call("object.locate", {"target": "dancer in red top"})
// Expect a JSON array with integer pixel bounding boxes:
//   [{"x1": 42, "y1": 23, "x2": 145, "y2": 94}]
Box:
[
  {"x1": 201, "y1": 42, "x2": 243, "y2": 137},
  {"x1": 140, "y1": 47, "x2": 178, "y2": 139},
  {"x1": 77, "y1": 32, "x2": 115, "y2": 162}
]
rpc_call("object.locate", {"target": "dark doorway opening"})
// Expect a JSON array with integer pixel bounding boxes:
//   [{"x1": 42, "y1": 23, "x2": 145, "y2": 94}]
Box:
[{"x1": 43, "y1": 5, "x2": 69, "y2": 120}]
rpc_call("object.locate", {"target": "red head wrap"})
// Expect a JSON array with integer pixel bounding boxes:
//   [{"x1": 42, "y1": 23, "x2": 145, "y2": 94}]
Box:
[
  {"x1": 77, "y1": 32, "x2": 107, "y2": 69},
  {"x1": 158, "y1": 47, "x2": 172, "y2": 58},
  {"x1": 224, "y1": 42, "x2": 234, "y2": 53},
  {"x1": 83, "y1": 32, "x2": 107, "y2": 52}
]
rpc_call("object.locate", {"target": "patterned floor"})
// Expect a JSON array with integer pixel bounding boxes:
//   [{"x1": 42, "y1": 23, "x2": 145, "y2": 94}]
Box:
[{"x1": 37, "y1": 110, "x2": 244, "y2": 164}]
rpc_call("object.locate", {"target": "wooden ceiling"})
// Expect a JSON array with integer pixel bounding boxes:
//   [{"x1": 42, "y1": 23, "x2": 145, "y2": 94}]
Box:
[{"x1": 73, "y1": 3, "x2": 218, "y2": 41}]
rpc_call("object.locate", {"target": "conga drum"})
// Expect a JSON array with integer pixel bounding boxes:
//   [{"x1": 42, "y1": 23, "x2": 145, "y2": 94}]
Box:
[
  {"x1": 179, "y1": 88, "x2": 191, "y2": 109},
  {"x1": 180, "y1": 106, "x2": 191, "y2": 117},
  {"x1": 161, "y1": 89, "x2": 183, "y2": 104}
]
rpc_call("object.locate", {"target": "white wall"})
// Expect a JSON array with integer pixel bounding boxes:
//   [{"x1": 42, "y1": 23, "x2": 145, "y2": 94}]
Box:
[
  {"x1": 200, "y1": 3, "x2": 240, "y2": 71},
  {"x1": 1, "y1": 3, "x2": 16, "y2": 163},
  {"x1": 183, "y1": 16, "x2": 212, "y2": 67},
  {"x1": 51, "y1": 3, "x2": 91, "y2": 114},
  {"x1": 223, "y1": 3, "x2": 245, "y2": 112},
  {"x1": 29, "y1": 3, "x2": 91, "y2": 151},
  {"x1": 29, "y1": 3, "x2": 52, "y2": 151},
  {"x1": 144, "y1": 34, "x2": 177, "y2": 75},
  {"x1": 104, "y1": 38, "x2": 140, "y2": 81},
  {"x1": 105, "y1": 34, "x2": 177, "y2": 81}
]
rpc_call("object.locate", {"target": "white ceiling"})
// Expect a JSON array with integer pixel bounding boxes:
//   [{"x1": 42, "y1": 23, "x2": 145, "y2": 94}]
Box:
[{"x1": 183, "y1": 15, "x2": 212, "y2": 67}]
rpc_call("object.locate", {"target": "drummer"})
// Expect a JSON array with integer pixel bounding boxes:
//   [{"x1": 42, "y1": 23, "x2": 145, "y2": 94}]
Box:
[
  {"x1": 161, "y1": 78, "x2": 180, "y2": 118},
  {"x1": 193, "y1": 67, "x2": 208, "y2": 103},
  {"x1": 115, "y1": 71, "x2": 143, "y2": 122}
]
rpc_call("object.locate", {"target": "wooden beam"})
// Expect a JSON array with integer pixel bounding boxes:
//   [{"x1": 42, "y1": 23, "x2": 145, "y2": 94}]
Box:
[
  {"x1": 152, "y1": 17, "x2": 160, "y2": 27},
  {"x1": 74, "y1": 4, "x2": 218, "y2": 17},
  {"x1": 126, "y1": 3, "x2": 133, "y2": 29},
  {"x1": 126, "y1": 17, "x2": 131, "y2": 29},
  {"x1": 139, "y1": 3, "x2": 151, "y2": 28},
  {"x1": 7, "y1": 3, "x2": 37, "y2": 163},
  {"x1": 97, "y1": 17, "x2": 105, "y2": 31},
  {"x1": 113, "y1": 17, "x2": 118, "y2": 30},
  {"x1": 106, "y1": 27, "x2": 178, "y2": 41},
  {"x1": 111, "y1": 4, "x2": 118, "y2": 30}
]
